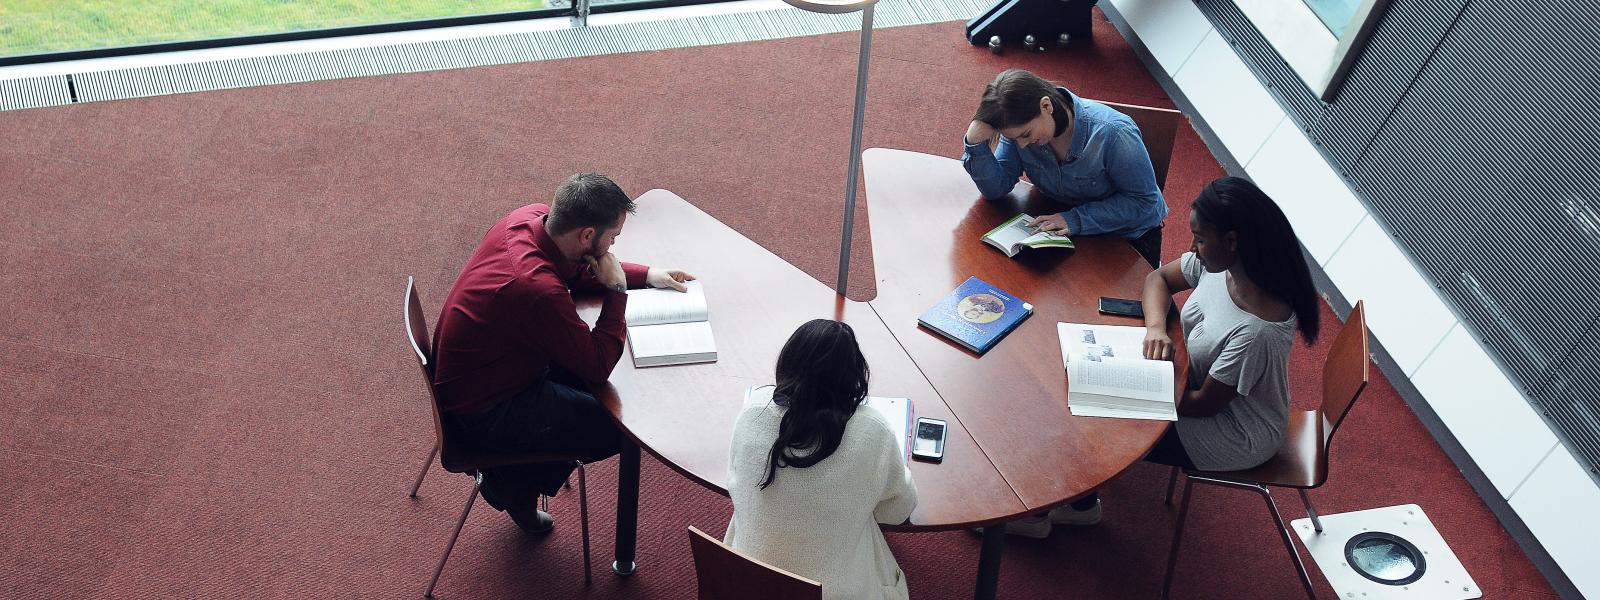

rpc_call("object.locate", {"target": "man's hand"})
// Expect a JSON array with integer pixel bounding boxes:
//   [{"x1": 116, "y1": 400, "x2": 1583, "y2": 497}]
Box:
[
  {"x1": 1031, "y1": 212, "x2": 1072, "y2": 235},
  {"x1": 646, "y1": 267, "x2": 696, "y2": 292},
  {"x1": 585, "y1": 252, "x2": 627, "y2": 293},
  {"x1": 1143, "y1": 327, "x2": 1174, "y2": 361},
  {"x1": 965, "y1": 120, "x2": 998, "y2": 147}
]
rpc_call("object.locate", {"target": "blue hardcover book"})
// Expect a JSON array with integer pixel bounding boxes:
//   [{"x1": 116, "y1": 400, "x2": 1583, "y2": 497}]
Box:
[{"x1": 917, "y1": 276, "x2": 1034, "y2": 354}]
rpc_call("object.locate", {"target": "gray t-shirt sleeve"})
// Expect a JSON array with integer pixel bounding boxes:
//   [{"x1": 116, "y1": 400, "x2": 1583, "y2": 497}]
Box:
[
  {"x1": 1180, "y1": 251, "x2": 1204, "y2": 287},
  {"x1": 1208, "y1": 326, "x2": 1269, "y2": 396}
]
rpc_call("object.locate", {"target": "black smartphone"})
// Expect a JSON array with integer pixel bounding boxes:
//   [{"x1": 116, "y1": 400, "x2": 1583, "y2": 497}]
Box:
[
  {"x1": 912, "y1": 417, "x2": 947, "y2": 462},
  {"x1": 1098, "y1": 296, "x2": 1144, "y2": 318}
]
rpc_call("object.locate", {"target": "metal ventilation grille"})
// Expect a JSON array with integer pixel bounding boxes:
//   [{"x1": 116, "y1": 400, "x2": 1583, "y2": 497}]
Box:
[
  {"x1": 0, "y1": 0, "x2": 987, "y2": 111},
  {"x1": 1192, "y1": 0, "x2": 1469, "y2": 183},
  {"x1": 0, "y1": 74, "x2": 72, "y2": 110},
  {"x1": 1198, "y1": 0, "x2": 1600, "y2": 479},
  {"x1": 1313, "y1": 0, "x2": 1467, "y2": 171}
]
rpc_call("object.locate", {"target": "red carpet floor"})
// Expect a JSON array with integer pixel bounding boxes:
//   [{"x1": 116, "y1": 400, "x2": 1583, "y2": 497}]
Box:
[{"x1": 0, "y1": 13, "x2": 1560, "y2": 599}]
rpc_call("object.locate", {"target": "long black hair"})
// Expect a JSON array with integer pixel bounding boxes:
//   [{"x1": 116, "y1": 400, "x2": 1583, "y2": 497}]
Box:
[
  {"x1": 758, "y1": 319, "x2": 871, "y2": 490},
  {"x1": 1192, "y1": 177, "x2": 1321, "y2": 344}
]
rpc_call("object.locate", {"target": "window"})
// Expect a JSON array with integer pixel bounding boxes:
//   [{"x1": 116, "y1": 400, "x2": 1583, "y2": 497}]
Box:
[
  {"x1": 0, "y1": 1, "x2": 548, "y2": 60},
  {"x1": 1230, "y1": 0, "x2": 1390, "y2": 101}
]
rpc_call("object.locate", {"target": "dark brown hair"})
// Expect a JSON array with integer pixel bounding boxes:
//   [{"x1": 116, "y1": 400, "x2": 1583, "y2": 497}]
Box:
[
  {"x1": 972, "y1": 69, "x2": 1073, "y2": 136},
  {"x1": 545, "y1": 172, "x2": 636, "y2": 236}
]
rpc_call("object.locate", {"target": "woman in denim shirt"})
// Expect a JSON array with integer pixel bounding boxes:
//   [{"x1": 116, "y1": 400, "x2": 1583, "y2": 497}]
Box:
[{"x1": 963, "y1": 69, "x2": 1169, "y2": 265}]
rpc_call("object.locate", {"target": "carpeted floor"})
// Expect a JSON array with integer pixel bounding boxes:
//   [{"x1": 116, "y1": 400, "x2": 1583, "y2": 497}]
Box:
[{"x1": 0, "y1": 12, "x2": 1559, "y2": 599}]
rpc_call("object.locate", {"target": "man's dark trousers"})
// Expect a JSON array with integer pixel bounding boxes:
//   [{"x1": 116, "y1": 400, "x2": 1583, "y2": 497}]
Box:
[{"x1": 445, "y1": 366, "x2": 621, "y2": 511}]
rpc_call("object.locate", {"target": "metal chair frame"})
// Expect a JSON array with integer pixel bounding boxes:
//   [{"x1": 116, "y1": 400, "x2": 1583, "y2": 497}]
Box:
[
  {"x1": 403, "y1": 276, "x2": 593, "y2": 597},
  {"x1": 1160, "y1": 301, "x2": 1369, "y2": 600}
]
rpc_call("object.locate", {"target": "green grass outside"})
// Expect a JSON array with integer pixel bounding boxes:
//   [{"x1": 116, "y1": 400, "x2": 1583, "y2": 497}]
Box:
[{"x1": 0, "y1": 0, "x2": 549, "y2": 58}]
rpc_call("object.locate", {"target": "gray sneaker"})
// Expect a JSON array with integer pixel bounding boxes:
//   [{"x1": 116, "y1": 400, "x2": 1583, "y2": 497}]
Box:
[{"x1": 1048, "y1": 500, "x2": 1103, "y2": 526}]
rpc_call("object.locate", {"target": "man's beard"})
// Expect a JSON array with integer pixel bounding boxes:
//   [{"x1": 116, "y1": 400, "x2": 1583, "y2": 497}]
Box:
[{"x1": 585, "y1": 235, "x2": 604, "y2": 260}]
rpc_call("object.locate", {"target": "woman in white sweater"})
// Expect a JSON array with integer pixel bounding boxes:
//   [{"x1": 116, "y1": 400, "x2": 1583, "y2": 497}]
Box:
[{"x1": 725, "y1": 319, "x2": 919, "y2": 600}]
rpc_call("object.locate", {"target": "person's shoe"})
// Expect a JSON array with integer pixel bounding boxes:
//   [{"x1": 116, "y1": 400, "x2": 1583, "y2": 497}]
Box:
[
  {"x1": 1048, "y1": 499, "x2": 1103, "y2": 526},
  {"x1": 1005, "y1": 515, "x2": 1054, "y2": 538},
  {"x1": 506, "y1": 504, "x2": 555, "y2": 535}
]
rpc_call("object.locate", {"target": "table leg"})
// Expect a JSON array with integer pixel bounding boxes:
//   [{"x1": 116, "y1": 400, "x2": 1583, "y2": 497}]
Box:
[
  {"x1": 614, "y1": 437, "x2": 639, "y2": 576},
  {"x1": 975, "y1": 525, "x2": 1004, "y2": 600}
]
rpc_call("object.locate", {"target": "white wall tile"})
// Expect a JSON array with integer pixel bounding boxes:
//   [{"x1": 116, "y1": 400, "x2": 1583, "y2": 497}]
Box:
[
  {"x1": 1410, "y1": 324, "x2": 1557, "y2": 498},
  {"x1": 1246, "y1": 120, "x2": 1368, "y2": 266},
  {"x1": 1172, "y1": 30, "x2": 1285, "y2": 164},
  {"x1": 1110, "y1": 0, "x2": 1212, "y2": 76},
  {"x1": 1508, "y1": 446, "x2": 1600, "y2": 598},
  {"x1": 1323, "y1": 217, "x2": 1457, "y2": 375}
]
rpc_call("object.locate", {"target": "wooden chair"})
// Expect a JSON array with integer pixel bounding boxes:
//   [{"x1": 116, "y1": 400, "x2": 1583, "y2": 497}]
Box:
[
  {"x1": 687, "y1": 526, "x2": 822, "y2": 600},
  {"x1": 1097, "y1": 100, "x2": 1184, "y2": 191},
  {"x1": 1162, "y1": 301, "x2": 1370, "y2": 599},
  {"x1": 403, "y1": 276, "x2": 593, "y2": 597}
]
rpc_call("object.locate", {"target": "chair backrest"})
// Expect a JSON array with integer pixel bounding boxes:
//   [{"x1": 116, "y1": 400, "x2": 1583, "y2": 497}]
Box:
[
  {"x1": 404, "y1": 276, "x2": 451, "y2": 467},
  {"x1": 1097, "y1": 100, "x2": 1183, "y2": 192},
  {"x1": 687, "y1": 526, "x2": 822, "y2": 600},
  {"x1": 1320, "y1": 300, "x2": 1370, "y2": 445}
]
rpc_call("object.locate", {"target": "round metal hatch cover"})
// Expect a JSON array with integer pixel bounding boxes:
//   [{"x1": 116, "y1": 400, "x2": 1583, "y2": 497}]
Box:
[{"x1": 1344, "y1": 531, "x2": 1427, "y2": 586}]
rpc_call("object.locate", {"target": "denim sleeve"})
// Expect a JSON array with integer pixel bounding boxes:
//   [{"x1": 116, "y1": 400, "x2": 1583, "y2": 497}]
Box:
[
  {"x1": 1059, "y1": 125, "x2": 1169, "y2": 238},
  {"x1": 962, "y1": 137, "x2": 1024, "y2": 200}
]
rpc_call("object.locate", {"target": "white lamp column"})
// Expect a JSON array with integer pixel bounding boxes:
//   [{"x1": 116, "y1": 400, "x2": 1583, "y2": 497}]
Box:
[{"x1": 781, "y1": 0, "x2": 880, "y2": 296}]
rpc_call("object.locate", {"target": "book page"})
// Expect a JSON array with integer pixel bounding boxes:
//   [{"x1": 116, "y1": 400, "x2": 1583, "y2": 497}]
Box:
[
  {"x1": 1066, "y1": 356, "x2": 1173, "y2": 404},
  {"x1": 862, "y1": 396, "x2": 912, "y2": 461},
  {"x1": 1058, "y1": 322, "x2": 1147, "y2": 363},
  {"x1": 1021, "y1": 229, "x2": 1073, "y2": 247},
  {"x1": 982, "y1": 214, "x2": 1034, "y2": 252},
  {"x1": 627, "y1": 320, "x2": 716, "y2": 364},
  {"x1": 625, "y1": 280, "x2": 708, "y2": 326}
]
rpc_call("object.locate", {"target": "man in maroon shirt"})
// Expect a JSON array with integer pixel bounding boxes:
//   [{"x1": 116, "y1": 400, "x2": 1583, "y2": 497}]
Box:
[{"x1": 433, "y1": 173, "x2": 693, "y2": 533}]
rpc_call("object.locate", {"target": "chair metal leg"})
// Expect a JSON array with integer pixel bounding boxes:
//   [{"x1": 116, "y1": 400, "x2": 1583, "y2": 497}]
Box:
[
  {"x1": 1298, "y1": 489, "x2": 1324, "y2": 533},
  {"x1": 425, "y1": 474, "x2": 480, "y2": 598},
  {"x1": 1257, "y1": 485, "x2": 1318, "y2": 600},
  {"x1": 1171, "y1": 480, "x2": 1318, "y2": 600},
  {"x1": 409, "y1": 442, "x2": 438, "y2": 498},
  {"x1": 1161, "y1": 473, "x2": 1195, "y2": 599},
  {"x1": 1164, "y1": 465, "x2": 1180, "y2": 506},
  {"x1": 577, "y1": 461, "x2": 592, "y2": 585}
]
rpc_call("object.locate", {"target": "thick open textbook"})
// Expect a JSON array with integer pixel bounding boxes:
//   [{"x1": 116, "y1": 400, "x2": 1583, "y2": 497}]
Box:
[
  {"x1": 1058, "y1": 322, "x2": 1176, "y2": 421},
  {"x1": 625, "y1": 280, "x2": 717, "y2": 367},
  {"x1": 983, "y1": 213, "x2": 1075, "y2": 258}
]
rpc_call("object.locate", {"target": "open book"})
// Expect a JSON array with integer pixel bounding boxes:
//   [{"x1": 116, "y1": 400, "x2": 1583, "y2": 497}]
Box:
[
  {"x1": 625, "y1": 280, "x2": 717, "y2": 367},
  {"x1": 982, "y1": 213, "x2": 1075, "y2": 258},
  {"x1": 862, "y1": 396, "x2": 913, "y2": 462},
  {"x1": 1058, "y1": 323, "x2": 1176, "y2": 420}
]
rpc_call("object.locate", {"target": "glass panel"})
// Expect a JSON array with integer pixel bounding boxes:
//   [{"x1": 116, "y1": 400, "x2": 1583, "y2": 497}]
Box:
[
  {"x1": 1303, "y1": 0, "x2": 1360, "y2": 37},
  {"x1": 0, "y1": 0, "x2": 548, "y2": 59}
]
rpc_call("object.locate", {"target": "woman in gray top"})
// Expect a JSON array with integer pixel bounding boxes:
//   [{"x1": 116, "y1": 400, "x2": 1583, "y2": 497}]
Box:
[
  {"x1": 999, "y1": 177, "x2": 1321, "y2": 539},
  {"x1": 1142, "y1": 176, "x2": 1321, "y2": 469}
]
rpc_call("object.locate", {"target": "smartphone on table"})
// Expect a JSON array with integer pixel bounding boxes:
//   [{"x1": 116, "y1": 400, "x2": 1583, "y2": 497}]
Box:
[
  {"x1": 912, "y1": 417, "x2": 947, "y2": 462},
  {"x1": 1098, "y1": 296, "x2": 1144, "y2": 319}
]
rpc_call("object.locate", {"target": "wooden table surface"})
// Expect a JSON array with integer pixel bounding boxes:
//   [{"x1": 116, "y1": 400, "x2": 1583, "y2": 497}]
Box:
[
  {"x1": 861, "y1": 148, "x2": 1180, "y2": 513},
  {"x1": 578, "y1": 188, "x2": 1026, "y2": 530}
]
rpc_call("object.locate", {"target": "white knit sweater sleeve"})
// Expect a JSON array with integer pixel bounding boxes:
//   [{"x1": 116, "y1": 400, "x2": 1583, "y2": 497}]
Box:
[{"x1": 861, "y1": 410, "x2": 919, "y2": 525}]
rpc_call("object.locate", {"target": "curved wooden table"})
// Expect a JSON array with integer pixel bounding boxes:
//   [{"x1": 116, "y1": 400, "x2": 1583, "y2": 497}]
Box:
[
  {"x1": 581, "y1": 150, "x2": 1182, "y2": 597},
  {"x1": 861, "y1": 148, "x2": 1184, "y2": 598},
  {"x1": 575, "y1": 189, "x2": 1025, "y2": 577}
]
